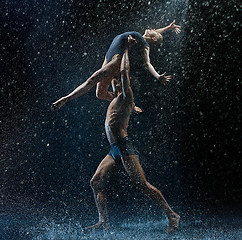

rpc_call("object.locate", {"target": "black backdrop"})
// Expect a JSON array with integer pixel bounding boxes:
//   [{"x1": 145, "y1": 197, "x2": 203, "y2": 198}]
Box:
[{"x1": 0, "y1": 0, "x2": 241, "y2": 212}]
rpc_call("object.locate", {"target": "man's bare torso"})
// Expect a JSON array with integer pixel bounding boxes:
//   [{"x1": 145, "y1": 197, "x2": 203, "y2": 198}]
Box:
[{"x1": 105, "y1": 91, "x2": 133, "y2": 144}]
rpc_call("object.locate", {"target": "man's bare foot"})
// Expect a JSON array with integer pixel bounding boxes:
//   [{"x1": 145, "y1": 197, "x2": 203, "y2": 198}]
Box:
[
  {"x1": 166, "y1": 214, "x2": 180, "y2": 233},
  {"x1": 84, "y1": 221, "x2": 110, "y2": 231},
  {"x1": 51, "y1": 97, "x2": 68, "y2": 110}
]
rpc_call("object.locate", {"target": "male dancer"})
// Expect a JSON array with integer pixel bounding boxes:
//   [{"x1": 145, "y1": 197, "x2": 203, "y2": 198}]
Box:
[
  {"x1": 85, "y1": 47, "x2": 180, "y2": 232},
  {"x1": 51, "y1": 20, "x2": 181, "y2": 109}
]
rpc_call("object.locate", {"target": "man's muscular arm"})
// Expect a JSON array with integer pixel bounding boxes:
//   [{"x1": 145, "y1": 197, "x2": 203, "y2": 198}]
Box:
[
  {"x1": 121, "y1": 48, "x2": 143, "y2": 113},
  {"x1": 120, "y1": 48, "x2": 132, "y2": 98}
]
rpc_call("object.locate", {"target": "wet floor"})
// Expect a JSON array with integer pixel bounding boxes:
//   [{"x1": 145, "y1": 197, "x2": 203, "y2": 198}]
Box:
[{"x1": 0, "y1": 204, "x2": 241, "y2": 240}]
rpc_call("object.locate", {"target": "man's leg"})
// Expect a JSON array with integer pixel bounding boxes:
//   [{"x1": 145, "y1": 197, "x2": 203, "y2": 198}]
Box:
[
  {"x1": 122, "y1": 155, "x2": 180, "y2": 232},
  {"x1": 85, "y1": 155, "x2": 116, "y2": 230}
]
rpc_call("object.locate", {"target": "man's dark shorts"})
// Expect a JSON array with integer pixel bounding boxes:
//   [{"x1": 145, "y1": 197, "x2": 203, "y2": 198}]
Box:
[{"x1": 108, "y1": 136, "x2": 139, "y2": 162}]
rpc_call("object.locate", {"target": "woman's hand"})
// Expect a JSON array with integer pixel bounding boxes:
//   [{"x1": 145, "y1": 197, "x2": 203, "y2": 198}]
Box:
[
  {"x1": 169, "y1": 20, "x2": 181, "y2": 34},
  {"x1": 157, "y1": 72, "x2": 172, "y2": 86}
]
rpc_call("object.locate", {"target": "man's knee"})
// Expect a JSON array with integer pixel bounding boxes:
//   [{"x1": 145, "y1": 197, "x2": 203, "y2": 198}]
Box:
[
  {"x1": 90, "y1": 177, "x2": 97, "y2": 188},
  {"x1": 90, "y1": 177, "x2": 103, "y2": 190},
  {"x1": 136, "y1": 179, "x2": 155, "y2": 193}
]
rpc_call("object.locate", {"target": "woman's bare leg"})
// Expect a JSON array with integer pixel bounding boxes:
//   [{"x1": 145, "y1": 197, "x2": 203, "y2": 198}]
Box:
[
  {"x1": 67, "y1": 55, "x2": 121, "y2": 100},
  {"x1": 96, "y1": 55, "x2": 121, "y2": 100},
  {"x1": 122, "y1": 155, "x2": 180, "y2": 232},
  {"x1": 51, "y1": 55, "x2": 121, "y2": 110},
  {"x1": 85, "y1": 155, "x2": 116, "y2": 230}
]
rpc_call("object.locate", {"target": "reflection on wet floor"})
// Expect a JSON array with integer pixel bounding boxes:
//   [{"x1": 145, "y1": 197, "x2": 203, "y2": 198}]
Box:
[{"x1": 1, "y1": 205, "x2": 241, "y2": 240}]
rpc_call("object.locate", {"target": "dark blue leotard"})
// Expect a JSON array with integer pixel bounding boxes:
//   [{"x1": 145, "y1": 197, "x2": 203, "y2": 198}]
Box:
[{"x1": 105, "y1": 31, "x2": 149, "y2": 63}]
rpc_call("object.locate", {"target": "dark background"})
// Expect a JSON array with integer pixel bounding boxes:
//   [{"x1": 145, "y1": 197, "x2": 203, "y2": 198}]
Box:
[{"x1": 0, "y1": 0, "x2": 241, "y2": 214}]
